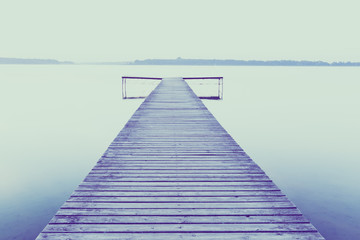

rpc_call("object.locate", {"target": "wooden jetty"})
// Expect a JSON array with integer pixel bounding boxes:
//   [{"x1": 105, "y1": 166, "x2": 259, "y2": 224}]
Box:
[{"x1": 36, "y1": 78, "x2": 324, "y2": 239}]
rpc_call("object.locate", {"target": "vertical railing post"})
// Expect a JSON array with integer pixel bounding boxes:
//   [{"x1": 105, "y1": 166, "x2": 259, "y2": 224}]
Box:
[
  {"x1": 122, "y1": 77, "x2": 127, "y2": 99},
  {"x1": 220, "y1": 77, "x2": 223, "y2": 100},
  {"x1": 124, "y1": 77, "x2": 127, "y2": 99},
  {"x1": 218, "y1": 77, "x2": 220, "y2": 99}
]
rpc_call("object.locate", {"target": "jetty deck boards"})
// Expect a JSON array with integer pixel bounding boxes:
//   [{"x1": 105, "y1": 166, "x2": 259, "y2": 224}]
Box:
[{"x1": 36, "y1": 78, "x2": 324, "y2": 239}]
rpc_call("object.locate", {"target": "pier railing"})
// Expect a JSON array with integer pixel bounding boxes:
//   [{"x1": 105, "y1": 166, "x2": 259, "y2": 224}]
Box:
[
  {"x1": 122, "y1": 76, "x2": 223, "y2": 100},
  {"x1": 183, "y1": 77, "x2": 223, "y2": 100},
  {"x1": 122, "y1": 76, "x2": 162, "y2": 99}
]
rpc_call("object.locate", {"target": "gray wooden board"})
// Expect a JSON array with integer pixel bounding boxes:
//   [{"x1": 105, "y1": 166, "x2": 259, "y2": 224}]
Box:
[
  {"x1": 78, "y1": 181, "x2": 275, "y2": 186},
  {"x1": 84, "y1": 176, "x2": 270, "y2": 180},
  {"x1": 71, "y1": 190, "x2": 285, "y2": 197},
  {"x1": 66, "y1": 196, "x2": 290, "y2": 202},
  {"x1": 35, "y1": 78, "x2": 323, "y2": 239},
  {"x1": 55, "y1": 208, "x2": 303, "y2": 216},
  {"x1": 61, "y1": 202, "x2": 297, "y2": 209},
  {"x1": 88, "y1": 170, "x2": 266, "y2": 174},
  {"x1": 42, "y1": 223, "x2": 318, "y2": 232},
  {"x1": 36, "y1": 232, "x2": 324, "y2": 240},
  {"x1": 76, "y1": 185, "x2": 281, "y2": 191},
  {"x1": 50, "y1": 215, "x2": 309, "y2": 224},
  {"x1": 86, "y1": 173, "x2": 264, "y2": 176}
]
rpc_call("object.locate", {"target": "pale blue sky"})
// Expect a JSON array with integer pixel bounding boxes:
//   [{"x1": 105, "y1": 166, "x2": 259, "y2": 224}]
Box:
[{"x1": 1, "y1": 0, "x2": 359, "y2": 62}]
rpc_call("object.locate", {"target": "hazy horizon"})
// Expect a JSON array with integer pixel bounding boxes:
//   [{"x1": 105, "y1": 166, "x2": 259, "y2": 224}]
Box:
[
  {"x1": 2, "y1": 56, "x2": 360, "y2": 64},
  {"x1": 1, "y1": 0, "x2": 360, "y2": 62}
]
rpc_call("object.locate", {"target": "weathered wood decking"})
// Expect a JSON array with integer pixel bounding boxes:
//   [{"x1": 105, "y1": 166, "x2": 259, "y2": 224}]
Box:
[{"x1": 36, "y1": 78, "x2": 324, "y2": 239}]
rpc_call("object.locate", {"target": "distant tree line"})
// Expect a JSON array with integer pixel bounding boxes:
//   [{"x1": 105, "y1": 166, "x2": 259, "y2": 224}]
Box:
[
  {"x1": 131, "y1": 58, "x2": 360, "y2": 66},
  {"x1": 1, "y1": 57, "x2": 359, "y2": 66}
]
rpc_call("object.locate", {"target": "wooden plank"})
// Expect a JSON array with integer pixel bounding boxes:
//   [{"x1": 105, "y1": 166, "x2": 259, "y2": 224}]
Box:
[
  {"x1": 84, "y1": 175, "x2": 270, "y2": 180},
  {"x1": 87, "y1": 170, "x2": 265, "y2": 174},
  {"x1": 55, "y1": 208, "x2": 303, "y2": 216},
  {"x1": 37, "y1": 232, "x2": 324, "y2": 240},
  {"x1": 35, "y1": 78, "x2": 323, "y2": 239},
  {"x1": 42, "y1": 223, "x2": 318, "y2": 232},
  {"x1": 84, "y1": 178, "x2": 271, "y2": 182},
  {"x1": 91, "y1": 167, "x2": 263, "y2": 170},
  {"x1": 66, "y1": 196, "x2": 290, "y2": 202},
  {"x1": 71, "y1": 190, "x2": 284, "y2": 197},
  {"x1": 79, "y1": 181, "x2": 275, "y2": 186},
  {"x1": 60, "y1": 202, "x2": 296, "y2": 209},
  {"x1": 94, "y1": 163, "x2": 258, "y2": 167},
  {"x1": 50, "y1": 215, "x2": 309, "y2": 224},
  {"x1": 86, "y1": 172, "x2": 265, "y2": 176},
  {"x1": 95, "y1": 161, "x2": 254, "y2": 164},
  {"x1": 76, "y1": 186, "x2": 281, "y2": 191}
]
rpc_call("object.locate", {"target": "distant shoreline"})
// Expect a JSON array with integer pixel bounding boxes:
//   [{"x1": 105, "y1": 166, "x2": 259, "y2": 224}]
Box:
[
  {"x1": 129, "y1": 58, "x2": 360, "y2": 66},
  {"x1": 1, "y1": 57, "x2": 360, "y2": 66},
  {"x1": 0, "y1": 57, "x2": 73, "y2": 65}
]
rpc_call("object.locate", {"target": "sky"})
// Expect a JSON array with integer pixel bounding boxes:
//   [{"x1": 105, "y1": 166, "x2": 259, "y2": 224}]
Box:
[{"x1": 1, "y1": 0, "x2": 360, "y2": 62}]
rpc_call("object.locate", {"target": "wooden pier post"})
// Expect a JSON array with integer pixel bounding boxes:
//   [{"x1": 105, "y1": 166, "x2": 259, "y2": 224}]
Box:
[{"x1": 36, "y1": 78, "x2": 323, "y2": 239}]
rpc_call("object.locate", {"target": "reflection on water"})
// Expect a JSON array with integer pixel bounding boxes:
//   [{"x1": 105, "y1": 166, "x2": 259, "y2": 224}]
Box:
[
  {"x1": 0, "y1": 65, "x2": 359, "y2": 240},
  {"x1": 202, "y1": 67, "x2": 360, "y2": 240}
]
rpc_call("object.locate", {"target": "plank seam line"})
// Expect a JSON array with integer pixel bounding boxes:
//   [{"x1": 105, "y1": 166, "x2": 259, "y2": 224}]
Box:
[
  {"x1": 48, "y1": 222, "x2": 311, "y2": 225},
  {"x1": 41, "y1": 231, "x2": 320, "y2": 233}
]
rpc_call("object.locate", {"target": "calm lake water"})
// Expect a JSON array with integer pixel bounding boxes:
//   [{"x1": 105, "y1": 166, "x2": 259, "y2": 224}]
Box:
[{"x1": 0, "y1": 65, "x2": 359, "y2": 240}]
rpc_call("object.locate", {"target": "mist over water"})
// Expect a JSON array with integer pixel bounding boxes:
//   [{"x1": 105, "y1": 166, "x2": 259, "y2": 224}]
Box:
[{"x1": 0, "y1": 65, "x2": 359, "y2": 240}]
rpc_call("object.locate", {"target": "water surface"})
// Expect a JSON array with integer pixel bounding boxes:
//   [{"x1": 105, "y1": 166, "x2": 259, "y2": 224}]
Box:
[{"x1": 0, "y1": 65, "x2": 359, "y2": 240}]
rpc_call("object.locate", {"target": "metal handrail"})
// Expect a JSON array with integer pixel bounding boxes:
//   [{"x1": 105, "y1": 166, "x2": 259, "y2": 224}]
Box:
[
  {"x1": 183, "y1": 77, "x2": 223, "y2": 100},
  {"x1": 122, "y1": 76, "x2": 163, "y2": 80},
  {"x1": 122, "y1": 76, "x2": 223, "y2": 100},
  {"x1": 183, "y1": 77, "x2": 223, "y2": 80},
  {"x1": 122, "y1": 76, "x2": 162, "y2": 99}
]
